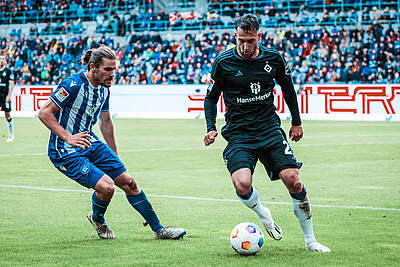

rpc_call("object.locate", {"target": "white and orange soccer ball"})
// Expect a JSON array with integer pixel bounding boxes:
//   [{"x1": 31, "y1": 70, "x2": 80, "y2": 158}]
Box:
[{"x1": 230, "y1": 222, "x2": 264, "y2": 255}]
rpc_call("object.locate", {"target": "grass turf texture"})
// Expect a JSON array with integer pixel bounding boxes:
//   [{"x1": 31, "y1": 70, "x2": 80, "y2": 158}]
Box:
[{"x1": 1, "y1": 118, "x2": 399, "y2": 266}]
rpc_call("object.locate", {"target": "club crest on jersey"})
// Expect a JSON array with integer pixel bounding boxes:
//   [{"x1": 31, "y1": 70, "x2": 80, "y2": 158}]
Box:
[
  {"x1": 81, "y1": 164, "x2": 89, "y2": 174},
  {"x1": 55, "y1": 87, "x2": 69, "y2": 102},
  {"x1": 250, "y1": 82, "x2": 261, "y2": 95},
  {"x1": 87, "y1": 105, "x2": 96, "y2": 116},
  {"x1": 264, "y1": 61, "x2": 272, "y2": 73}
]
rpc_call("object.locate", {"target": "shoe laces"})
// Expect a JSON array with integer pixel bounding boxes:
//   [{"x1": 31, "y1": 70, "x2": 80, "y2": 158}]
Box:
[
  {"x1": 98, "y1": 223, "x2": 109, "y2": 235},
  {"x1": 157, "y1": 225, "x2": 176, "y2": 236}
]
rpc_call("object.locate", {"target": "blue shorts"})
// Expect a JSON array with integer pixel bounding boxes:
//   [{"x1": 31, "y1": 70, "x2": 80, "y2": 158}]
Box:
[{"x1": 50, "y1": 141, "x2": 127, "y2": 189}]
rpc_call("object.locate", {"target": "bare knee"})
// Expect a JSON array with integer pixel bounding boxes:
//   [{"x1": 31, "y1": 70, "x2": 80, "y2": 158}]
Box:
[
  {"x1": 121, "y1": 177, "x2": 141, "y2": 195},
  {"x1": 95, "y1": 176, "x2": 115, "y2": 201},
  {"x1": 114, "y1": 171, "x2": 141, "y2": 195},
  {"x1": 232, "y1": 169, "x2": 252, "y2": 195},
  {"x1": 127, "y1": 178, "x2": 139, "y2": 192},
  {"x1": 280, "y1": 168, "x2": 302, "y2": 194},
  {"x1": 104, "y1": 183, "x2": 115, "y2": 197}
]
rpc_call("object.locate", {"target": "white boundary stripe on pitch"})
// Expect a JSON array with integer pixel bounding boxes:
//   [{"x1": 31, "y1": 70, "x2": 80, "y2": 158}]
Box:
[
  {"x1": 0, "y1": 140, "x2": 397, "y2": 158},
  {"x1": 1, "y1": 184, "x2": 399, "y2": 212}
]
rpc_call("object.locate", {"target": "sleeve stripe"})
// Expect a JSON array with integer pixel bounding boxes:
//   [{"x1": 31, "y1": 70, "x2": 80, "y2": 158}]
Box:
[
  {"x1": 49, "y1": 96, "x2": 63, "y2": 109},
  {"x1": 211, "y1": 49, "x2": 234, "y2": 77}
]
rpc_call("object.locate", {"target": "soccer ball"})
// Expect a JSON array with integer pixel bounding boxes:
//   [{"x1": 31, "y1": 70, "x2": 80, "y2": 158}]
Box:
[{"x1": 230, "y1": 222, "x2": 264, "y2": 255}]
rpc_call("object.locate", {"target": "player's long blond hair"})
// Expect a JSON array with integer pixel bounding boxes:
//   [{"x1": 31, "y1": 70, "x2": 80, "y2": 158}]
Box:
[{"x1": 81, "y1": 46, "x2": 117, "y2": 71}]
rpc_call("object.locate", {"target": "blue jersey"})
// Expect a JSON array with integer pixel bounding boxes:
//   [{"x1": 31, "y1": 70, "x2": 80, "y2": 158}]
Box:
[{"x1": 48, "y1": 71, "x2": 110, "y2": 159}]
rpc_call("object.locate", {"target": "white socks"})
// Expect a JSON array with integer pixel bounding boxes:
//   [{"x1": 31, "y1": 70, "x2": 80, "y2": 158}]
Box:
[
  {"x1": 8, "y1": 118, "x2": 13, "y2": 138},
  {"x1": 292, "y1": 195, "x2": 317, "y2": 245},
  {"x1": 239, "y1": 187, "x2": 273, "y2": 226},
  {"x1": 239, "y1": 187, "x2": 318, "y2": 245}
]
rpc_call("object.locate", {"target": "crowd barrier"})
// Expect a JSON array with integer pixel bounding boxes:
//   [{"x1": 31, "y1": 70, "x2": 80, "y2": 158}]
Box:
[{"x1": 3, "y1": 84, "x2": 400, "y2": 121}]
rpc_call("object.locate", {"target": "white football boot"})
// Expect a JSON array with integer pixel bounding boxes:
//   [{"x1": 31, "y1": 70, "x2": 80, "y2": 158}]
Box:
[
  {"x1": 260, "y1": 207, "x2": 282, "y2": 240},
  {"x1": 154, "y1": 225, "x2": 186, "y2": 239},
  {"x1": 87, "y1": 211, "x2": 115, "y2": 239},
  {"x1": 6, "y1": 135, "x2": 14, "y2": 142},
  {"x1": 306, "y1": 242, "x2": 331, "y2": 252}
]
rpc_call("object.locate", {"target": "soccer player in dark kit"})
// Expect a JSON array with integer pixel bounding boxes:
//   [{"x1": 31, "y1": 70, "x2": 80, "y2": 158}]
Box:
[
  {"x1": 0, "y1": 54, "x2": 15, "y2": 142},
  {"x1": 203, "y1": 14, "x2": 330, "y2": 252}
]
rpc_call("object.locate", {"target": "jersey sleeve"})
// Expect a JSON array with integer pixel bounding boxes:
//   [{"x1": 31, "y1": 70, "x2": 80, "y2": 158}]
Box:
[
  {"x1": 8, "y1": 69, "x2": 14, "y2": 81},
  {"x1": 204, "y1": 59, "x2": 223, "y2": 132},
  {"x1": 101, "y1": 88, "x2": 110, "y2": 112},
  {"x1": 49, "y1": 78, "x2": 77, "y2": 109},
  {"x1": 274, "y1": 54, "x2": 302, "y2": 126}
]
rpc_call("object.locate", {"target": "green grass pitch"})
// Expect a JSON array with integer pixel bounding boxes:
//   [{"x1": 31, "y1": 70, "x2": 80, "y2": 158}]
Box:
[{"x1": 1, "y1": 118, "x2": 399, "y2": 266}]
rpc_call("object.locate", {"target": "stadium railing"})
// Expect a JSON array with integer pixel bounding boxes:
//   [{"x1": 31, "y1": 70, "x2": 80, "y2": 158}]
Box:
[
  {"x1": 208, "y1": 0, "x2": 399, "y2": 15},
  {"x1": 2, "y1": 0, "x2": 399, "y2": 32}
]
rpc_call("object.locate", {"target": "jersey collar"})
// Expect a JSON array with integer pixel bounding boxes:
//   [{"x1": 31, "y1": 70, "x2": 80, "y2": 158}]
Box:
[
  {"x1": 81, "y1": 71, "x2": 100, "y2": 90},
  {"x1": 233, "y1": 46, "x2": 264, "y2": 60}
]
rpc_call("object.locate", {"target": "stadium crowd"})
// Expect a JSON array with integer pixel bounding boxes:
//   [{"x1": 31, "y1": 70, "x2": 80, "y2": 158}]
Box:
[
  {"x1": 2, "y1": 20, "x2": 400, "y2": 85},
  {"x1": 2, "y1": 0, "x2": 399, "y2": 33},
  {"x1": 1, "y1": 0, "x2": 399, "y2": 85}
]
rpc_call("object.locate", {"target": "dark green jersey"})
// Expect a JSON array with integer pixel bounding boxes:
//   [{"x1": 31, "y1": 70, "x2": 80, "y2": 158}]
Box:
[
  {"x1": 204, "y1": 46, "x2": 301, "y2": 143},
  {"x1": 0, "y1": 67, "x2": 14, "y2": 96}
]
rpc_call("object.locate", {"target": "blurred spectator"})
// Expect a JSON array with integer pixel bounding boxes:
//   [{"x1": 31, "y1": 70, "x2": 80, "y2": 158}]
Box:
[{"x1": 1, "y1": 3, "x2": 399, "y2": 86}]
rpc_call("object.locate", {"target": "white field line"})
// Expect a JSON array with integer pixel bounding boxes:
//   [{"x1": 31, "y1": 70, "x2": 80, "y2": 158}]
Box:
[
  {"x1": 0, "y1": 140, "x2": 398, "y2": 158},
  {"x1": 0, "y1": 184, "x2": 399, "y2": 212}
]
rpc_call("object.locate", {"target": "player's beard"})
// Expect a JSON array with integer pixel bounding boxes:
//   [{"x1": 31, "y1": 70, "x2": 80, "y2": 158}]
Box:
[
  {"x1": 93, "y1": 71, "x2": 113, "y2": 87},
  {"x1": 102, "y1": 77, "x2": 113, "y2": 87},
  {"x1": 239, "y1": 46, "x2": 256, "y2": 58}
]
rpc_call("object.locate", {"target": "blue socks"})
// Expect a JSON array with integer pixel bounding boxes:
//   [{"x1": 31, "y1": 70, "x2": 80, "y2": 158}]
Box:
[
  {"x1": 126, "y1": 190, "x2": 163, "y2": 232},
  {"x1": 91, "y1": 192, "x2": 110, "y2": 224}
]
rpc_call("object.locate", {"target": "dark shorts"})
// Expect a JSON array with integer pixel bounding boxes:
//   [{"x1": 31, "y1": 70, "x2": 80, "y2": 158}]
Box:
[
  {"x1": 223, "y1": 129, "x2": 302, "y2": 181},
  {"x1": 50, "y1": 141, "x2": 127, "y2": 189},
  {"x1": 0, "y1": 95, "x2": 11, "y2": 112}
]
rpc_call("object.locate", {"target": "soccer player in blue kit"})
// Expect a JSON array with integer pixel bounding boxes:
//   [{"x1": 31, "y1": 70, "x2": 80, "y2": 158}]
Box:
[
  {"x1": 203, "y1": 14, "x2": 330, "y2": 252},
  {"x1": 38, "y1": 46, "x2": 186, "y2": 240}
]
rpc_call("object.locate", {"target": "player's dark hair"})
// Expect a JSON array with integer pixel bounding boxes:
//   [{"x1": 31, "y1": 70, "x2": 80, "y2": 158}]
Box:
[
  {"x1": 81, "y1": 46, "x2": 117, "y2": 70},
  {"x1": 235, "y1": 14, "x2": 259, "y2": 32}
]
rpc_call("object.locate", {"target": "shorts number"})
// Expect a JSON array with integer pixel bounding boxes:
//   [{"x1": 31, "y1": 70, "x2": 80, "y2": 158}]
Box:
[{"x1": 283, "y1": 140, "x2": 293, "y2": 155}]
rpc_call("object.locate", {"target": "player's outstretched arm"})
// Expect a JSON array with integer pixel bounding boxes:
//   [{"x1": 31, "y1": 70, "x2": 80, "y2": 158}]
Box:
[
  {"x1": 99, "y1": 111, "x2": 118, "y2": 155},
  {"x1": 204, "y1": 130, "x2": 218, "y2": 146},
  {"x1": 38, "y1": 100, "x2": 92, "y2": 149}
]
